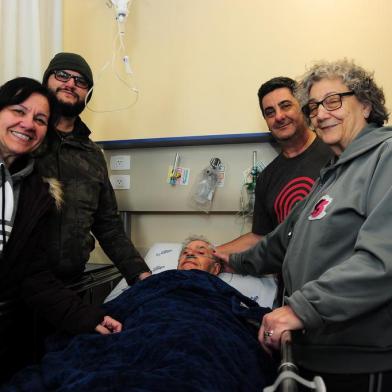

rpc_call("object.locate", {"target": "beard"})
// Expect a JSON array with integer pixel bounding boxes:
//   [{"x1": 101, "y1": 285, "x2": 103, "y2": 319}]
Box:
[
  {"x1": 55, "y1": 98, "x2": 85, "y2": 117},
  {"x1": 53, "y1": 88, "x2": 86, "y2": 117}
]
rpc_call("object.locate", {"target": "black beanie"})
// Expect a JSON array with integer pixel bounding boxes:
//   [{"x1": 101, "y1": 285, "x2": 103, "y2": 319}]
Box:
[{"x1": 43, "y1": 52, "x2": 94, "y2": 90}]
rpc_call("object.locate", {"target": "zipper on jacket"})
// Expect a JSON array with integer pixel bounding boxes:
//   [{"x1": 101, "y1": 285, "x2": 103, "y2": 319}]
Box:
[{"x1": 55, "y1": 131, "x2": 65, "y2": 263}]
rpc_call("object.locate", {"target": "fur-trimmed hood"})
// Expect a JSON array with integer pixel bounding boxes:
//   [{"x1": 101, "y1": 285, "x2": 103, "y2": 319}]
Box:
[{"x1": 43, "y1": 177, "x2": 63, "y2": 210}]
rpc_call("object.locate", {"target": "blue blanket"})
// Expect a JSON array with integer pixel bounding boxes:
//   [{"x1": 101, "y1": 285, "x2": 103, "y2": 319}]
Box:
[{"x1": 2, "y1": 270, "x2": 276, "y2": 391}]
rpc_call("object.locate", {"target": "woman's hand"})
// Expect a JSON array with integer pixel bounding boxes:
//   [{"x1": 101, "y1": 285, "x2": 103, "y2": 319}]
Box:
[
  {"x1": 95, "y1": 316, "x2": 122, "y2": 335},
  {"x1": 258, "y1": 305, "x2": 304, "y2": 354},
  {"x1": 138, "y1": 271, "x2": 152, "y2": 280},
  {"x1": 213, "y1": 250, "x2": 236, "y2": 273}
]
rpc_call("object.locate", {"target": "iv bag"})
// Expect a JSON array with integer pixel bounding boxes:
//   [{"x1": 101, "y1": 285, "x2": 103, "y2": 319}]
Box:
[{"x1": 190, "y1": 166, "x2": 219, "y2": 213}]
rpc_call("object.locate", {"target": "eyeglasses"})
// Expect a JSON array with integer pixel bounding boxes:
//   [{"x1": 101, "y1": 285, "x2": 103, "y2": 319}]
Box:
[
  {"x1": 302, "y1": 91, "x2": 355, "y2": 118},
  {"x1": 52, "y1": 70, "x2": 89, "y2": 89}
]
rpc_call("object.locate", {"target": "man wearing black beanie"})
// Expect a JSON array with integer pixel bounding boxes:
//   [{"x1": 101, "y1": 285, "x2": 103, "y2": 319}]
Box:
[{"x1": 36, "y1": 52, "x2": 151, "y2": 287}]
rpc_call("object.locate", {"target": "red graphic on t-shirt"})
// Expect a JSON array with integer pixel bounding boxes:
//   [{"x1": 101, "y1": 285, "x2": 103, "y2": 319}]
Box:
[{"x1": 274, "y1": 177, "x2": 315, "y2": 223}]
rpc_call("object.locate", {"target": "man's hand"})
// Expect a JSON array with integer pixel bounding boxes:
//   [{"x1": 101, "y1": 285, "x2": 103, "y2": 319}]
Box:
[
  {"x1": 138, "y1": 271, "x2": 152, "y2": 280},
  {"x1": 258, "y1": 305, "x2": 304, "y2": 355},
  {"x1": 95, "y1": 316, "x2": 122, "y2": 335},
  {"x1": 213, "y1": 250, "x2": 236, "y2": 273}
]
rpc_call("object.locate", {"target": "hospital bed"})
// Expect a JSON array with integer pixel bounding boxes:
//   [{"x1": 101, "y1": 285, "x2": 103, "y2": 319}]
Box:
[
  {"x1": 0, "y1": 243, "x2": 325, "y2": 391},
  {"x1": 2, "y1": 252, "x2": 277, "y2": 391},
  {"x1": 0, "y1": 243, "x2": 325, "y2": 392},
  {"x1": 105, "y1": 243, "x2": 326, "y2": 392}
]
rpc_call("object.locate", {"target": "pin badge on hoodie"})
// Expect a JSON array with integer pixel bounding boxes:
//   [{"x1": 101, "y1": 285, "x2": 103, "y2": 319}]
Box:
[{"x1": 308, "y1": 195, "x2": 333, "y2": 220}]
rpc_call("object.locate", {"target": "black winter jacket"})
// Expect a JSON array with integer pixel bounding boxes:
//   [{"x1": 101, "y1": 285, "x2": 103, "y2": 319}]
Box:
[
  {"x1": 35, "y1": 118, "x2": 149, "y2": 284},
  {"x1": 0, "y1": 161, "x2": 104, "y2": 382}
]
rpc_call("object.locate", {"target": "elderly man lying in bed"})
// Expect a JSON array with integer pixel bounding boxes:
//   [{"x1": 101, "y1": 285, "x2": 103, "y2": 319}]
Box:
[{"x1": 2, "y1": 237, "x2": 277, "y2": 392}]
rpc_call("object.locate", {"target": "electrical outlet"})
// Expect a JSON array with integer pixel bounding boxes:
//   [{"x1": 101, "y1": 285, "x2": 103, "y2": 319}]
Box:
[
  {"x1": 110, "y1": 155, "x2": 130, "y2": 170},
  {"x1": 110, "y1": 175, "x2": 130, "y2": 189}
]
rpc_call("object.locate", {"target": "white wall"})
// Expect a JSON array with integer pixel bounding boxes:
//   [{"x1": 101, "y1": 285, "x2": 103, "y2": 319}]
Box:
[{"x1": 64, "y1": 0, "x2": 392, "y2": 141}]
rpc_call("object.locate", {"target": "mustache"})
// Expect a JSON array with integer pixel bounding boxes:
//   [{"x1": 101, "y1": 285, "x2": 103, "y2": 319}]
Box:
[
  {"x1": 56, "y1": 87, "x2": 79, "y2": 99},
  {"x1": 184, "y1": 255, "x2": 197, "y2": 260}
]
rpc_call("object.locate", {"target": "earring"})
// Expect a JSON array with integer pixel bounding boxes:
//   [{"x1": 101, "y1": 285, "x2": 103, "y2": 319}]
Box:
[{"x1": 363, "y1": 104, "x2": 371, "y2": 119}]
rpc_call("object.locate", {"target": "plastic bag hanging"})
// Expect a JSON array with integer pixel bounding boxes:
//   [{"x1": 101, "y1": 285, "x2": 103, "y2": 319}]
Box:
[{"x1": 190, "y1": 158, "x2": 221, "y2": 213}]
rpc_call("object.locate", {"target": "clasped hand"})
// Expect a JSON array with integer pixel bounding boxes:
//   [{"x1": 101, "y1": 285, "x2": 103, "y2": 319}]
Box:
[
  {"x1": 258, "y1": 305, "x2": 304, "y2": 354},
  {"x1": 95, "y1": 315, "x2": 122, "y2": 335}
]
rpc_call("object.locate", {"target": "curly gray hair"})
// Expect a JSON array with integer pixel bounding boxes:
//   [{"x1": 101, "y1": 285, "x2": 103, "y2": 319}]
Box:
[
  {"x1": 296, "y1": 59, "x2": 389, "y2": 126},
  {"x1": 181, "y1": 235, "x2": 215, "y2": 254}
]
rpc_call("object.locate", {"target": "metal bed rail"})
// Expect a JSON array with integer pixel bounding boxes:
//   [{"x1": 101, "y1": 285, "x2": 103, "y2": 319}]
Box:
[
  {"x1": 0, "y1": 263, "x2": 122, "y2": 329},
  {"x1": 66, "y1": 263, "x2": 122, "y2": 304},
  {"x1": 263, "y1": 331, "x2": 326, "y2": 392}
]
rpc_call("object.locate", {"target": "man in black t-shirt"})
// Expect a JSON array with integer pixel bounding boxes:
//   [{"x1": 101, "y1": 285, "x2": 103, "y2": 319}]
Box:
[
  {"x1": 252, "y1": 136, "x2": 330, "y2": 234},
  {"x1": 218, "y1": 77, "x2": 331, "y2": 254}
]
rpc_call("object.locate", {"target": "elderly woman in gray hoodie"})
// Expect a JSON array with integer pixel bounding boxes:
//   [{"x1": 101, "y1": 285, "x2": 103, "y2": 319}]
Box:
[{"x1": 218, "y1": 60, "x2": 392, "y2": 392}]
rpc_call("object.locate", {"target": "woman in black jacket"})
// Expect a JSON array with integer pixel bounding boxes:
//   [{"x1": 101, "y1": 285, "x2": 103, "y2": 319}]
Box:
[{"x1": 0, "y1": 78, "x2": 121, "y2": 383}]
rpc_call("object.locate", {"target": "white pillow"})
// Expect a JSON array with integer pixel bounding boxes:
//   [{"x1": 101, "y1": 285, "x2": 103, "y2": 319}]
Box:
[{"x1": 105, "y1": 242, "x2": 277, "y2": 308}]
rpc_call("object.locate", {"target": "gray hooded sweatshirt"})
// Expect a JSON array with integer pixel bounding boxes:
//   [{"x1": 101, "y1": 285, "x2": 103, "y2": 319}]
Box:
[
  {"x1": 230, "y1": 123, "x2": 392, "y2": 373},
  {"x1": 0, "y1": 158, "x2": 34, "y2": 256}
]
